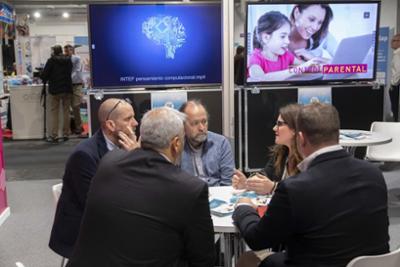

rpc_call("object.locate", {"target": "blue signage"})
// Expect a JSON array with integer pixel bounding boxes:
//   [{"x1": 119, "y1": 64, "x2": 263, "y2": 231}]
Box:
[
  {"x1": 0, "y1": 3, "x2": 14, "y2": 24},
  {"x1": 376, "y1": 27, "x2": 390, "y2": 84}
]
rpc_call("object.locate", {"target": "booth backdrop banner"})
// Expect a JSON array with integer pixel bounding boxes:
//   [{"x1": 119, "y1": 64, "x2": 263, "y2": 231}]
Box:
[
  {"x1": 298, "y1": 87, "x2": 332, "y2": 105},
  {"x1": 15, "y1": 35, "x2": 32, "y2": 77},
  {"x1": 0, "y1": 3, "x2": 14, "y2": 24},
  {"x1": 30, "y1": 36, "x2": 56, "y2": 71},
  {"x1": 0, "y1": 40, "x2": 3, "y2": 95},
  {"x1": 151, "y1": 91, "x2": 187, "y2": 110},
  {"x1": 74, "y1": 36, "x2": 88, "y2": 46},
  {"x1": 0, "y1": 120, "x2": 7, "y2": 214},
  {"x1": 376, "y1": 27, "x2": 390, "y2": 85}
]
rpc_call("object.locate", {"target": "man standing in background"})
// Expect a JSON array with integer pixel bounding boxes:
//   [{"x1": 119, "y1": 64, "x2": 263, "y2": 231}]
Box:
[
  {"x1": 64, "y1": 44, "x2": 84, "y2": 134},
  {"x1": 41, "y1": 45, "x2": 72, "y2": 143},
  {"x1": 390, "y1": 33, "x2": 400, "y2": 121}
]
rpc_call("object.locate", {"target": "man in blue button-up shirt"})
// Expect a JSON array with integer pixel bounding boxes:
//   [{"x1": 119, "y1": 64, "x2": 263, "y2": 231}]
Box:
[{"x1": 180, "y1": 100, "x2": 234, "y2": 186}]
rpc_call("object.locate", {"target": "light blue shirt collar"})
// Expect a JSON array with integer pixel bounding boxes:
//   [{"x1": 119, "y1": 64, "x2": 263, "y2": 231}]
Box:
[{"x1": 102, "y1": 131, "x2": 118, "y2": 151}]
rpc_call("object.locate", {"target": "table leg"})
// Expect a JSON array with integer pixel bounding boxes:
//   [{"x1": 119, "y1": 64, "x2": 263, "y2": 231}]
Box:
[
  {"x1": 221, "y1": 232, "x2": 246, "y2": 267},
  {"x1": 222, "y1": 233, "x2": 232, "y2": 267},
  {"x1": 344, "y1": 146, "x2": 357, "y2": 156},
  {"x1": 233, "y1": 233, "x2": 246, "y2": 264}
]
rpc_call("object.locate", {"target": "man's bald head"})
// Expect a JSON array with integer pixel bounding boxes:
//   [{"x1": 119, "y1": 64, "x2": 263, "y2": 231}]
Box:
[{"x1": 98, "y1": 98, "x2": 129, "y2": 125}]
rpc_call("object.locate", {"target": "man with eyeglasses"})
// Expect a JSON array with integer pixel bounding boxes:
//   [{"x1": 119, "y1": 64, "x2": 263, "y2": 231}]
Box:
[
  {"x1": 390, "y1": 33, "x2": 400, "y2": 121},
  {"x1": 179, "y1": 100, "x2": 234, "y2": 186},
  {"x1": 49, "y1": 98, "x2": 139, "y2": 260}
]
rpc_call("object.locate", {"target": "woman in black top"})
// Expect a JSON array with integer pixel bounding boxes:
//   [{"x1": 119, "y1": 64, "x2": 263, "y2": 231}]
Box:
[{"x1": 233, "y1": 104, "x2": 303, "y2": 194}]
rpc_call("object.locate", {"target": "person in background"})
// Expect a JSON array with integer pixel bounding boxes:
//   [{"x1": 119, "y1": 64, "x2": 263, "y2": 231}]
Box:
[
  {"x1": 41, "y1": 45, "x2": 72, "y2": 143},
  {"x1": 233, "y1": 103, "x2": 389, "y2": 267},
  {"x1": 179, "y1": 100, "x2": 234, "y2": 186},
  {"x1": 49, "y1": 98, "x2": 139, "y2": 259},
  {"x1": 289, "y1": 4, "x2": 337, "y2": 61},
  {"x1": 233, "y1": 104, "x2": 302, "y2": 195},
  {"x1": 248, "y1": 11, "x2": 325, "y2": 82},
  {"x1": 390, "y1": 33, "x2": 400, "y2": 122},
  {"x1": 64, "y1": 44, "x2": 84, "y2": 134},
  {"x1": 66, "y1": 107, "x2": 215, "y2": 267},
  {"x1": 234, "y1": 45, "x2": 245, "y2": 85}
]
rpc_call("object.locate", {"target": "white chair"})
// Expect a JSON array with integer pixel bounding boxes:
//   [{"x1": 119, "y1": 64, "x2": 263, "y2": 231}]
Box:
[
  {"x1": 365, "y1": 122, "x2": 400, "y2": 162},
  {"x1": 346, "y1": 247, "x2": 400, "y2": 267},
  {"x1": 52, "y1": 183, "x2": 63, "y2": 205},
  {"x1": 51, "y1": 183, "x2": 66, "y2": 267}
]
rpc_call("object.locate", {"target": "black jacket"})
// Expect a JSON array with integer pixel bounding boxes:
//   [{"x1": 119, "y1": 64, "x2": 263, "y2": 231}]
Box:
[
  {"x1": 41, "y1": 55, "x2": 72, "y2": 95},
  {"x1": 233, "y1": 149, "x2": 389, "y2": 267},
  {"x1": 49, "y1": 130, "x2": 108, "y2": 258},
  {"x1": 67, "y1": 148, "x2": 215, "y2": 267}
]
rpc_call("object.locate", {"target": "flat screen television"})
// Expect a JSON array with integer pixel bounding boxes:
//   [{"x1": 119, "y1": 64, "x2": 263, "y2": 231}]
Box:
[
  {"x1": 88, "y1": 3, "x2": 222, "y2": 88},
  {"x1": 245, "y1": 1, "x2": 380, "y2": 85}
]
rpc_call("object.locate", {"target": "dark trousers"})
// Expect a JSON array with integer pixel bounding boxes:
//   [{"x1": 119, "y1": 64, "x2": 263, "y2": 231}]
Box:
[{"x1": 389, "y1": 85, "x2": 399, "y2": 122}]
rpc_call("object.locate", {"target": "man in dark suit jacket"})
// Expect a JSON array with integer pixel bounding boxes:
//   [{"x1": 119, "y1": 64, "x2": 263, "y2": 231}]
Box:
[
  {"x1": 233, "y1": 103, "x2": 389, "y2": 267},
  {"x1": 49, "y1": 98, "x2": 139, "y2": 258},
  {"x1": 67, "y1": 107, "x2": 215, "y2": 267}
]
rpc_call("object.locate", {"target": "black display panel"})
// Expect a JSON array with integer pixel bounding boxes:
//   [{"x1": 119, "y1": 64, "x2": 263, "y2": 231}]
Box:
[
  {"x1": 244, "y1": 85, "x2": 384, "y2": 170},
  {"x1": 246, "y1": 1, "x2": 380, "y2": 86},
  {"x1": 332, "y1": 85, "x2": 383, "y2": 130},
  {"x1": 245, "y1": 88, "x2": 298, "y2": 170},
  {"x1": 88, "y1": 90, "x2": 223, "y2": 136}
]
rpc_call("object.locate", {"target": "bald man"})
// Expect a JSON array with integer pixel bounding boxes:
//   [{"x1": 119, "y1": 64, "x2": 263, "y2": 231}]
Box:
[{"x1": 49, "y1": 98, "x2": 139, "y2": 259}]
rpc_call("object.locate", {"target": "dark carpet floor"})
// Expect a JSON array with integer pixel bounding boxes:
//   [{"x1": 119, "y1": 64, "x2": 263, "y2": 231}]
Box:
[{"x1": 3, "y1": 137, "x2": 83, "y2": 181}]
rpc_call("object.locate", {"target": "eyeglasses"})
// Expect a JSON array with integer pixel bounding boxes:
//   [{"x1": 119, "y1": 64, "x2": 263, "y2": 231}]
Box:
[
  {"x1": 105, "y1": 100, "x2": 122, "y2": 121},
  {"x1": 275, "y1": 120, "x2": 287, "y2": 127}
]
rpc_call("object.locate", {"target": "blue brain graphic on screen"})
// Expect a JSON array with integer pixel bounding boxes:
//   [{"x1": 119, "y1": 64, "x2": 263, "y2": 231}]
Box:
[{"x1": 142, "y1": 16, "x2": 186, "y2": 59}]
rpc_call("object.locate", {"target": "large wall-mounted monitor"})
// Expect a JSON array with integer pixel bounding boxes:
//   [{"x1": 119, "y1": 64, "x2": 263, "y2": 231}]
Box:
[
  {"x1": 245, "y1": 1, "x2": 380, "y2": 86},
  {"x1": 88, "y1": 3, "x2": 222, "y2": 88}
]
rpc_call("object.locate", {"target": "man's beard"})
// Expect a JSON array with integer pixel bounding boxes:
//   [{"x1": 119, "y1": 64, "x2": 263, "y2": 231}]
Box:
[{"x1": 194, "y1": 133, "x2": 207, "y2": 143}]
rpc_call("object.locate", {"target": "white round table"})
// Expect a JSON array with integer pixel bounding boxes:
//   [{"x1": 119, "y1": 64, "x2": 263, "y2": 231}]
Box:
[
  {"x1": 209, "y1": 186, "x2": 271, "y2": 267},
  {"x1": 339, "y1": 129, "x2": 392, "y2": 155}
]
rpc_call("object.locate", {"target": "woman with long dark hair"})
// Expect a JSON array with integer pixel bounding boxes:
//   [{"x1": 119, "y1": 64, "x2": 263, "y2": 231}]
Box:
[{"x1": 233, "y1": 104, "x2": 303, "y2": 194}]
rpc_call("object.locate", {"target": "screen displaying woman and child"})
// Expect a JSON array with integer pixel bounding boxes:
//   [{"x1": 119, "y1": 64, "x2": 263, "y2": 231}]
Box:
[{"x1": 246, "y1": 2, "x2": 380, "y2": 84}]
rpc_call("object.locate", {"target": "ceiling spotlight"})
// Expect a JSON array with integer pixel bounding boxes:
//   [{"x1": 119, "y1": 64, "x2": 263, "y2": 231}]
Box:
[
  {"x1": 33, "y1": 12, "x2": 41, "y2": 18},
  {"x1": 62, "y1": 12, "x2": 70, "y2": 18}
]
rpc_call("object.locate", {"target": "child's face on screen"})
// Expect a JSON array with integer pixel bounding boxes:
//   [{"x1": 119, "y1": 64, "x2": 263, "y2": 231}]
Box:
[
  {"x1": 294, "y1": 5, "x2": 326, "y2": 40},
  {"x1": 261, "y1": 22, "x2": 291, "y2": 56}
]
